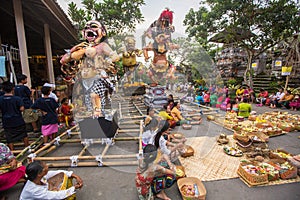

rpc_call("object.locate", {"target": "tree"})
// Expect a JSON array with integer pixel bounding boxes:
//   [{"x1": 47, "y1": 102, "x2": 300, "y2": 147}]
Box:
[
  {"x1": 169, "y1": 37, "x2": 217, "y2": 85},
  {"x1": 67, "y1": 0, "x2": 145, "y2": 36},
  {"x1": 184, "y1": 0, "x2": 300, "y2": 87}
]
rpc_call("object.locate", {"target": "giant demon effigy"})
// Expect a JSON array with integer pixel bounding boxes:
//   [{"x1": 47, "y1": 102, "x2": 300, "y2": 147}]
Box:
[
  {"x1": 143, "y1": 8, "x2": 179, "y2": 108},
  {"x1": 60, "y1": 20, "x2": 119, "y2": 139},
  {"x1": 143, "y1": 7, "x2": 179, "y2": 85}
]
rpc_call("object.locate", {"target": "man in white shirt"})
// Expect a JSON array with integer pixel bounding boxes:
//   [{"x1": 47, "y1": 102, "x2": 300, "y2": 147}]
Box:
[
  {"x1": 270, "y1": 88, "x2": 284, "y2": 108},
  {"x1": 42, "y1": 83, "x2": 59, "y2": 102}
]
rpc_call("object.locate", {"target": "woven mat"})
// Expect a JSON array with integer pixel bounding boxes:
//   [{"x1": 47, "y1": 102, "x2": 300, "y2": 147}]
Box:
[
  {"x1": 179, "y1": 135, "x2": 244, "y2": 181},
  {"x1": 179, "y1": 136, "x2": 300, "y2": 186}
]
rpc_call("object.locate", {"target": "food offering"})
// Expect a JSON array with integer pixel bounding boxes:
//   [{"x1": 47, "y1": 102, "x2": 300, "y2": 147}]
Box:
[
  {"x1": 177, "y1": 177, "x2": 207, "y2": 200},
  {"x1": 175, "y1": 166, "x2": 186, "y2": 180},
  {"x1": 268, "y1": 160, "x2": 298, "y2": 180},
  {"x1": 237, "y1": 161, "x2": 269, "y2": 186},
  {"x1": 206, "y1": 115, "x2": 215, "y2": 121},
  {"x1": 223, "y1": 146, "x2": 243, "y2": 157},
  {"x1": 259, "y1": 162, "x2": 280, "y2": 181},
  {"x1": 269, "y1": 149, "x2": 293, "y2": 160},
  {"x1": 180, "y1": 184, "x2": 197, "y2": 197},
  {"x1": 181, "y1": 145, "x2": 194, "y2": 158}
]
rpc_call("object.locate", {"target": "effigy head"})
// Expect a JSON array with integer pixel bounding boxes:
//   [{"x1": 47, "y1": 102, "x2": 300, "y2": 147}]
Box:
[
  {"x1": 124, "y1": 36, "x2": 136, "y2": 50},
  {"x1": 83, "y1": 20, "x2": 107, "y2": 43}
]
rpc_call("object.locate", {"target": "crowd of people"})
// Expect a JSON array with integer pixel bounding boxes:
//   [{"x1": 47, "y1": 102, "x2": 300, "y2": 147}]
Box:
[
  {"x1": 0, "y1": 74, "x2": 80, "y2": 199},
  {"x1": 1, "y1": 74, "x2": 300, "y2": 199},
  {"x1": 180, "y1": 84, "x2": 300, "y2": 118}
]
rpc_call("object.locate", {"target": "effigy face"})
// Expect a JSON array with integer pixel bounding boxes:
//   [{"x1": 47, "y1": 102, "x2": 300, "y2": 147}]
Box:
[
  {"x1": 124, "y1": 37, "x2": 136, "y2": 51},
  {"x1": 83, "y1": 20, "x2": 106, "y2": 43}
]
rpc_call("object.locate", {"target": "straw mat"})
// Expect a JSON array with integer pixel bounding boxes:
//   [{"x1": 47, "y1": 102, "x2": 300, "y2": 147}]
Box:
[
  {"x1": 179, "y1": 135, "x2": 243, "y2": 181},
  {"x1": 179, "y1": 136, "x2": 300, "y2": 186}
]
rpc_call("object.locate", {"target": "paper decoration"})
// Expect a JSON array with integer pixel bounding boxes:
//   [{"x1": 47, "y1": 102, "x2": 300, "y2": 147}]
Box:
[{"x1": 281, "y1": 66, "x2": 292, "y2": 76}]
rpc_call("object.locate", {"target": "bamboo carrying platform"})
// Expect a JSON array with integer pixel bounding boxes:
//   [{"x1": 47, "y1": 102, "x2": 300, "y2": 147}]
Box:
[{"x1": 9, "y1": 96, "x2": 149, "y2": 168}]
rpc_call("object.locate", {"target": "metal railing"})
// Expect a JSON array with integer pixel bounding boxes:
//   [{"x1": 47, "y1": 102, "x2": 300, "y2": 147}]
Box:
[{"x1": 1, "y1": 44, "x2": 20, "y2": 61}]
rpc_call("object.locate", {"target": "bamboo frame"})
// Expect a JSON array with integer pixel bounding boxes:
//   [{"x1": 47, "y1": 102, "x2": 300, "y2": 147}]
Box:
[{"x1": 24, "y1": 97, "x2": 146, "y2": 168}]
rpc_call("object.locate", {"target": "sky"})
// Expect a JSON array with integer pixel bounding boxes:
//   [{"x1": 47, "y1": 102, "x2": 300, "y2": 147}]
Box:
[{"x1": 57, "y1": 0, "x2": 201, "y2": 35}]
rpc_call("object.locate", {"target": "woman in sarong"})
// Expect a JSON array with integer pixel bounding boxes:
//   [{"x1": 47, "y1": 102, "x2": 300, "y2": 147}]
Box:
[
  {"x1": 0, "y1": 143, "x2": 26, "y2": 197},
  {"x1": 135, "y1": 144, "x2": 176, "y2": 200},
  {"x1": 20, "y1": 160, "x2": 83, "y2": 200}
]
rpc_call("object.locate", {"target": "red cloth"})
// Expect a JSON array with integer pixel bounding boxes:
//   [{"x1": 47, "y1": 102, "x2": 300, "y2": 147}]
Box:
[
  {"x1": 61, "y1": 104, "x2": 71, "y2": 115},
  {"x1": 0, "y1": 165, "x2": 25, "y2": 191}
]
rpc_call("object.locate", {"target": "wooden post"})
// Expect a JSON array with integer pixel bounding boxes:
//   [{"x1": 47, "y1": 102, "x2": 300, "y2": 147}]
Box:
[{"x1": 284, "y1": 75, "x2": 289, "y2": 92}]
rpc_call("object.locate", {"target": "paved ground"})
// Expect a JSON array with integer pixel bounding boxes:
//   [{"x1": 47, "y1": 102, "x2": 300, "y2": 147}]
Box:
[{"x1": 2, "y1": 93, "x2": 300, "y2": 200}]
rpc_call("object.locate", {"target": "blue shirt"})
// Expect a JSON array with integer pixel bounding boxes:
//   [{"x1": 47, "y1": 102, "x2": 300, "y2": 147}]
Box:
[
  {"x1": 31, "y1": 97, "x2": 59, "y2": 125},
  {"x1": 14, "y1": 85, "x2": 32, "y2": 109},
  {"x1": 196, "y1": 95, "x2": 204, "y2": 104},
  {"x1": 0, "y1": 95, "x2": 25, "y2": 128}
]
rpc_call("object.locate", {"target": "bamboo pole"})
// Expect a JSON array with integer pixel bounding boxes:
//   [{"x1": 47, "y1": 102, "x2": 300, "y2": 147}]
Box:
[
  {"x1": 12, "y1": 150, "x2": 22, "y2": 154},
  {"x1": 119, "y1": 102, "x2": 123, "y2": 119},
  {"x1": 120, "y1": 115, "x2": 145, "y2": 120},
  {"x1": 114, "y1": 137, "x2": 139, "y2": 141},
  {"x1": 78, "y1": 145, "x2": 88, "y2": 157},
  {"x1": 60, "y1": 139, "x2": 81, "y2": 143},
  {"x1": 117, "y1": 129, "x2": 140, "y2": 133},
  {"x1": 31, "y1": 141, "x2": 44, "y2": 153},
  {"x1": 34, "y1": 154, "x2": 138, "y2": 161},
  {"x1": 119, "y1": 120, "x2": 139, "y2": 124},
  {"x1": 39, "y1": 145, "x2": 57, "y2": 157},
  {"x1": 133, "y1": 102, "x2": 144, "y2": 116},
  {"x1": 101, "y1": 144, "x2": 110, "y2": 158},
  {"x1": 16, "y1": 136, "x2": 43, "y2": 159},
  {"x1": 138, "y1": 120, "x2": 143, "y2": 155},
  {"x1": 34, "y1": 125, "x2": 78, "y2": 155},
  {"x1": 119, "y1": 125, "x2": 140, "y2": 129},
  {"x1": 47, "y1": 160, "x2": 138, "y2": 168}
]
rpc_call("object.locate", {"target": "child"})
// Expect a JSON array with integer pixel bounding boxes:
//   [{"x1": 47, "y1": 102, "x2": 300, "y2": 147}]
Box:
[
  {"x1": 203, "y1": 91, "x2": 210, "y2": 106},
  {"x1": 0, "y1": 81, "x2": 29, "y2": 150},
  {"x1": 220, "y1": 96, "x2": 230, "y2": 111},
  {"x1": 216, "y1": 94, "x2": 225, "y2": 108},
  {"x1": 59, "y1": 97, "x2": 74, "y2": 127},
  {"x1": 289, "y1": 95, "x2": 300, "y2": 111},
  {"x1": 42, "y1": 83, "x2": 59, "y2": 102},
  {"x1": 31, "y1": 86, "x2": 59, "y2": 144},
  {"x1": 14, "y1": 74, "x2": 39, "y2": 132}
]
